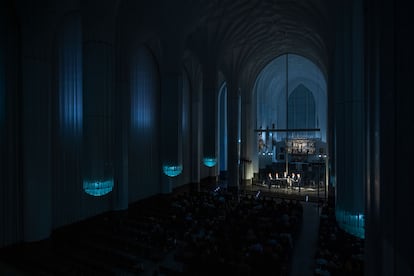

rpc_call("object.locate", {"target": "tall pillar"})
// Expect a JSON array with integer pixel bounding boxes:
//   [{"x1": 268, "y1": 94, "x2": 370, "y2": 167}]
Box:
[
  {"x1": 202, "y1": 63, "x2": 218, "y2": 177},
  {"x1": 181, "y1": 70, "x2": 191, "y2": 186},
  {"x1": 218, "y1": 84, "x2": 228, "y2": 175},
  {"x1": 365, "y1": 1, "x2": 414, "y2": 275},
  {"x1": 364, "y1": 1, "x2": 382, "y2": 274},
  {"x1": 190, "y1": 71, "x2": 202, "y2": 191},
  {"x1": 227, "y1": 83, "x2": 241, "y2": 191},
  {"x1": 127, "y1": 46, "x2": 161, "y2": 200},
  {"x1": 387, "y1": 2, "x2": 414, "y2": 274},
  {"x1": 241, "y1": 89, "x2": 254, "y2": 186},
  {"x1": 160, "y1": 71, "x2": 183, "y2": 193},
  {"x1": 332, "y1": 0, "x2": 365, "y2": 239},
  {"x1": 251, "y1": 87, "x2": 259, "y2": 181},
  {"x1": 113, "y1": 47, "x2": 129, "y2": 210},
  {"x1": 0, "y1": 2, "x2": 22, "y2": 246},
  {"x1": 81, "y1": 0, "x2": 118, "y2": 210},
  {"x1": 82, "y1": 41, "x2": 114, "y2": 198},
  {"x1": 53, "y1": 13, "x2": 84, "y2": 226},
  {"x1": 21, "y1": 23, "x2": 53, "y2": 242}
]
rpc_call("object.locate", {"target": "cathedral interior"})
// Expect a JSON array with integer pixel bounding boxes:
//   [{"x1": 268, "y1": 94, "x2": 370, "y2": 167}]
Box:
[{"x1": 0, "y1": 0, "x2": 413, "y2": 275}]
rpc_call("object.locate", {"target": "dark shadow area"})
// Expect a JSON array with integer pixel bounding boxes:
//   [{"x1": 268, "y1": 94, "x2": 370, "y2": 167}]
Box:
[{"x1": 0, "y1": 181, "x2": 363, "y2": 276}]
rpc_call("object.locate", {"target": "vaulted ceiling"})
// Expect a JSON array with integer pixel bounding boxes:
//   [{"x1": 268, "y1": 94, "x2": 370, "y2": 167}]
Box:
[
  {"x1": 185, "y1": 0, "x2": 335, "y2": 84},
  {"x1": 118, "y1": 0, "x2": 335, "y2": 86}
]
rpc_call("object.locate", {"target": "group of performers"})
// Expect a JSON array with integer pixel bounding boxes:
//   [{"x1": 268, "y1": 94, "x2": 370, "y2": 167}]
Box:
[{"x1": 267, "y1": 171, "x2": 301, "y2": 189}]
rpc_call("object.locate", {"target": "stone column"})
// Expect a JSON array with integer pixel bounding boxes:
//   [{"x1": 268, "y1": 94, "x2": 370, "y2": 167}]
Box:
[
  {"x1": 160, "y1": 71, "x2": 183, "y2": 193},
  {"x1": 332, "y1": 0, "x2": 365, "y2": 239},
  {"x1": 202, "y1": 63, "x2": 218, "y2": 177},
  {"x1": 21, "y1": 19, "x2": 53, "y2": 242},
  {"x1": 81, "y1": 0, "x2": 118, "y2": 213},
  {"x1": 365, "y1": 1, "x2": 414, "y2": 275},
  {"x1": 53, "y1": 13, "x2": 84, "y2": 226},
  {"x1": 241, "y1": 88, "x2": 254, "y2": 186},
  {"x1": 113, "y1": 46, "x2": 129, "y2": 210},
  {"x1": 190, "y1": 71, "x2": 202, "y2": 191},
  {"x1": 226, "y1": 82, "x2": 241, "y2": 191},
  {"x1": 82, "y1": 40, "x2": 114, "y2": 198},
  {"x1": 0, "y1": 2, "x2": 22, "y2": 246}
]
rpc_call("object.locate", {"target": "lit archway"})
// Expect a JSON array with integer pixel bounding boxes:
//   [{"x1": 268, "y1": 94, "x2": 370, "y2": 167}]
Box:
[{"x1": 253, "y1": 54, "x2": 327, "y2": 198}]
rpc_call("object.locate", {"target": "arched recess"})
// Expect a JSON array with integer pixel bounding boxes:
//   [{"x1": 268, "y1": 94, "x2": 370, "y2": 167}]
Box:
[
  {"x1": 288, "y1": 84, "x2": 317, "y2": 138},
  {"x1": 129, "y1": 45, "x2": 160, "y2": 201},
  {"x1": 218, "y1": 81, "x2": 228, "y2": 178},
  {"x1": 253, "y1": 53, "x2": 327, "y2": 176},
  {"x1": 255, "y1": 54, "x2": 327, "y2": 141}
]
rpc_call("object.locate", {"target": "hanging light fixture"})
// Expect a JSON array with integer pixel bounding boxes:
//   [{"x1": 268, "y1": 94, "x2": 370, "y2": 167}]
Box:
[
  {"x1": 83, "y1": 179, "x2": 114, "y2": 196},
  {"x1": 163, "y1": 165, "x2": 183, "y2": 177},
  {"x1": 203, "y1": 157, "x2": 217, "y2": 167}
]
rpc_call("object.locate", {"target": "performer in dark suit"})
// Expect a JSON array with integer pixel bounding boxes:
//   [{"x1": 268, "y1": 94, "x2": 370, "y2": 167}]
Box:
[{"x1": 268, "y1": 172, "x2": 272, "y2": 189}]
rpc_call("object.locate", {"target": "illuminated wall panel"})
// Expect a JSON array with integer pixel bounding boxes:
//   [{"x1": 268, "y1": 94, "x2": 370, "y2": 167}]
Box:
[
  {"x1": 58, "y1": 23, "x2": 83, "y2": 140},
  {"x1": 131, "y1": 49, "x2": 156, "y2": 129},
  {"x1": 56, "y1": 17, "x2": 83, "y2": 142}
]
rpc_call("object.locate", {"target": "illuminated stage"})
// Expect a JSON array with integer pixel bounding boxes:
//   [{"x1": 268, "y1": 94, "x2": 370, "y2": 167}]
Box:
[
  {"x1": 243, "y1": 181, "x2": 327, "y2": 203},
  {"x1": 215, "y1": 176, "x2": 326, "y2": 203}
]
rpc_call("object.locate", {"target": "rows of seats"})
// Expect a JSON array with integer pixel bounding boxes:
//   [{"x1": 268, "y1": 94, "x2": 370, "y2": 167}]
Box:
[
  {"x1": 0, "y1": 185, "x2": 304, "y2": 275},
  {"x1": 314, "y1": 205, "x2": 364, "y2": 276},
  {"x1": 170, "y1": 189, "x2": 303, "y2": 275}
]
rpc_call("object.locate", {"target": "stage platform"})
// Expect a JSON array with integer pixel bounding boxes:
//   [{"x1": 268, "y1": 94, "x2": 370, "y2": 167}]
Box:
[{"x1": 214, "y1": 180, "x2": 327, "y2": 203}]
